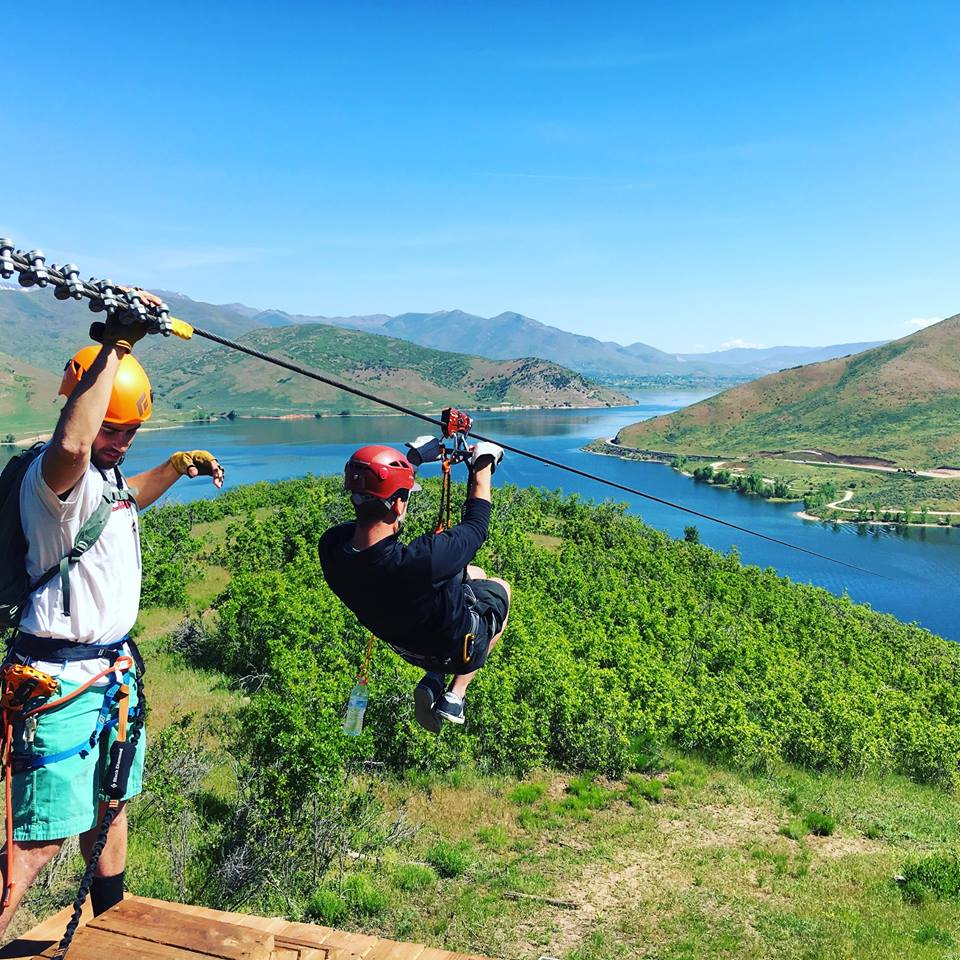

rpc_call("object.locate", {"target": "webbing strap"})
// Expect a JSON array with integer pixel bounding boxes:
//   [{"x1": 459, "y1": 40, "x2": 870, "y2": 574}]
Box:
[{"x1": 14, "y1": 678, "x2": 131, "y2": 772}]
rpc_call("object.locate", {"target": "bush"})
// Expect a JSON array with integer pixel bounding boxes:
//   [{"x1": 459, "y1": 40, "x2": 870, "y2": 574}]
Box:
[
  {"x1": 342, "y1": 873, "x2": 390, "y2": 916},
  {"x1": 780, "y1": 820, "x2": 808, "y2": 842},
  {"x1": 508, "y1": 782, "x2": 546, "y2": 806},
  {"x1": 900, "y1": 852, "x2": 960, "y2": 904},
  {"x1": 392, "y1": 863, "x2": 438, "y2": 891},
  {"x1": 626, "y1": 775, "x2": 664, "y2": 805},
  {"x1": 424, "y1": 840, "x2": 473, "y2": 878},
  {"x1": 152, "y1": 476, "x2": 960, "y2": 789},
  {"x1": 804, "y1": 811, "x2": 836, "y2": 837},
  {"x1": 306, "y1": 887, "x2": 347, "y2": 924}
]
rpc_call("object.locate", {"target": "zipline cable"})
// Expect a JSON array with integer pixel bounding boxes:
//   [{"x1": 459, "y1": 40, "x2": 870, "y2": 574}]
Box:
[
  {"x1": 0, "y1": 240, "x2": 883, "y2": 578},
  {"x1": 189, "y1": 328, "x2": 883, "y2": 577}
]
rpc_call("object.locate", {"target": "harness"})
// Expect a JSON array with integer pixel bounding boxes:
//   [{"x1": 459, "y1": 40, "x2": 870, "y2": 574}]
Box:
[
  {"x1": 6, "y1": 635, "x2": 143, "y2": 772},
  {"x1": 379, "y1": 410, "x2": 481, "y2": 679}
]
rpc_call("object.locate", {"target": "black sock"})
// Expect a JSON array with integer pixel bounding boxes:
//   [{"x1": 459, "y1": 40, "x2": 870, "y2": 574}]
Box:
[{"x1": 90, "y1": 871, "x2": 125, "y2": 916}]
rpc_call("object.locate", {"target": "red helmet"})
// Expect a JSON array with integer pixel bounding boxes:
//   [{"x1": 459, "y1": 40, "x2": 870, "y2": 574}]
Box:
[{"x1": 344, "y1": 445, "x2": 421, "y2": 501}]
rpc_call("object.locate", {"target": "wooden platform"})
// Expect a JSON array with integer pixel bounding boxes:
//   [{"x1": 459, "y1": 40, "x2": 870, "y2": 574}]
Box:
[{"x1": 0, "y1": 896, "x2": 489, "y2": 960}]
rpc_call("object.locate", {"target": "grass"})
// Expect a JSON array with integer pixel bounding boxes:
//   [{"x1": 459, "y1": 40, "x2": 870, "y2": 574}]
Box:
[
  {"x1": 424, "y1": 840, "x2": 474, "y2": 878},
  {"x1": 346, "y1": 756, "x2": 960, "y2": 959}
]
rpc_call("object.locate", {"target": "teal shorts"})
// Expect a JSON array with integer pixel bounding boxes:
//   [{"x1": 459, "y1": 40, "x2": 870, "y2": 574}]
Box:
[{"x1": 11, "y1": 671, "x2": 146, "y2": 842}]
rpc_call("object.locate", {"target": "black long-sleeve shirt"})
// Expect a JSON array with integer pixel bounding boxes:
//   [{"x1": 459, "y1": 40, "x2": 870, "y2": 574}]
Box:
[{"x1": 318, "y1": 497, "x2": 491, "y2": 655}]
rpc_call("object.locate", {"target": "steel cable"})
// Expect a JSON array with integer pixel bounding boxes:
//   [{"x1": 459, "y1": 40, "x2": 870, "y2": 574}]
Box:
[
  {"x1": 0, "y1": 241, "x2": 883, "y2": 577},
  {"x1": 190, "y1": 328, "x2": 883, "y2": 577}
]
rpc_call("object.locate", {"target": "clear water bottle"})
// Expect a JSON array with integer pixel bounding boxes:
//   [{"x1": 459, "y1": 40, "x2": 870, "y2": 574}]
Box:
[{"x1": 343, "y1": 680, "x2": 369, "y2": 736}]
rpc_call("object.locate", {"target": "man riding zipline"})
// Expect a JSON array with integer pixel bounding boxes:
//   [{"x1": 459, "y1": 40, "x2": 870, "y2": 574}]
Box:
[
  {"x1": 319, "y1": 433, "x2": 510, "y2": 731},
  {"x1": 0, "y1": 301, "x2": 223, "y2": 936}
]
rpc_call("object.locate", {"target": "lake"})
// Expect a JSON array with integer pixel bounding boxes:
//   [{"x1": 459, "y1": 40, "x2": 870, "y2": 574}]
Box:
[{"x1": 124, "y1": 390, "x2": 960, "y2": 641}]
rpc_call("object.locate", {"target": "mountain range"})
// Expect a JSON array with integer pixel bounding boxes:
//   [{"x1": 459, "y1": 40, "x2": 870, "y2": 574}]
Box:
[
  {"x1": 616, "y1": 314, "x2": 960, "y2": 468},
  {"x1": 198, "y1": 298, "x2": 882, "y2": 378},
  {"x1": 0, "y1": 288, "x2": 630, "y2": 434}
]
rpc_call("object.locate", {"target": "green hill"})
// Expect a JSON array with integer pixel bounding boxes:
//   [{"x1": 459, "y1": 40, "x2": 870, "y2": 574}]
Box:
[
  {"x1": 0, "y1": 291, "x2": 630, "y2": 435},
  {"x1": 146, "y1": 323, "x2": 631, "y2": 418},
  {"x1": 0, "y1": 351, "x2": 64, "y2": 439},
  {"x1": 616, "y1": 314, "x2": 960, "y2": 468}
]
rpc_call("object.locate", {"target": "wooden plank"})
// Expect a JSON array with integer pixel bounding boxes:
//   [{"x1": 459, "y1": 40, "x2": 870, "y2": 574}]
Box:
[
  {"x1": 37, "y1": 926, "x2": 225, "y2": 959},
  {"x1": 275, "y1": 922, "x2": 333, "y2": 947},
  {"x1": 271, "y1": 950, "x2": 300, "y2": 960},
  {"x1": 412, "y1": 951, "x2": 453, "y2": 960},
  {"x1": 0, "y1": 900, "x2": 94, "y2": 960},
  {"x1": 365, "y1": 939, "x2": 426, "y2": 960},
  {"x1": 89, "y1": 899, "x2": 274, "y2": 959},
  {"x1": 318, "y1": 930, "x2": 380, "y2": 959},
  {"x1": 133, "y1": 897, "x2": 288, "y2": 933}
]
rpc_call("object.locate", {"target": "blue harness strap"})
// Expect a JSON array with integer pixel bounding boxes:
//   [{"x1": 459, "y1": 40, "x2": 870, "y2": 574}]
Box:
[{"x1": 20, "y1": 679, "x2": 125, "y2": 770}]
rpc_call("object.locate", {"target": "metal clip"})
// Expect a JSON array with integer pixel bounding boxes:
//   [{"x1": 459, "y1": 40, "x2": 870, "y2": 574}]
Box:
[
  {"x1": 155, "y1": 302, "x2": 173, "y2": 337},
  {"x1": 22, "y1": 716, "x2": 38, "y2": 745},
  {"x1": 90, "y1": 279, "x2": 118, "y2": 314},
  {"x1": 61, "y1": 264, "x2": 84, "y2": 300},
  {"x1": 21, "y1": 250, "x2": 48, "y2": 288},
  {"x1": 124, "y1": 290, "x2": 148, "y2": 323},
  {"x1": 0, "y1": 239, "x2": 13, "y2": 279}
]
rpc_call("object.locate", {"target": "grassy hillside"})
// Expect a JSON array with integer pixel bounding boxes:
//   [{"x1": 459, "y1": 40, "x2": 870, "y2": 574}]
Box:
[
  {"x1": 147, "y1": 323, "x2": 630, "y2": 418},
  {"x1": 0, "y1": 351, "x2": 64, "y2": 438},
  {"x1": 616, "y1": 314, "x2": 960, "y2": 468}
]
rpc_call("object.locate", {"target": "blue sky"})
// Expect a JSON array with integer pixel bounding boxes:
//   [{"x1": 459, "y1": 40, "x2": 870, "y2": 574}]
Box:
[{"x1": 3, "y1": 1, "x2": 958, "y2": 351}]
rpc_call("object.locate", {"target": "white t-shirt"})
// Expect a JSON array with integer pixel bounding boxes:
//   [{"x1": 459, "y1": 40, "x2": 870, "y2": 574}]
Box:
[{"x1": 18, "y1": 450, "x2": 142, "y2": 682}]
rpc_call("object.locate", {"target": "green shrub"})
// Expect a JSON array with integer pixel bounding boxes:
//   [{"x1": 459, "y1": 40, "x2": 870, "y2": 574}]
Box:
[
  {"x1": 392, "y1": 864, "x2": 438, "y2": 891},
  {"x1": 152, "y1": 476, "x2": 960, "y2": 793},
  {"x1": 508, "y1": 782, "x2": 546, "y2": 806},
  {"x1": 804, "y1": 811, "x2": 836, "y2": 837},
  {"x1": 914, "y1": 923, "x2": 954, "y2": 947},
  {"x1": 343, "y1": 873, "x2": 390, "y2": 916},
  {"x1": 864, "y1": 821, "x2": 887, "y2": 840},
  {"x1": 780, "y1": 820, "x2": 808, "y2": 842},
  {"x1": 475, "y1": 825, "x2": 509, "y2": 848},
  {"x1": 626, "y1": 775, "x2": 664, "y2": 805},
  {"x1": 562, "y1": 776, "x2": 616, "y2": 813},
  {"x1": 900, "y1": 852, "x2": 960, "y2": 904},
  {"x1": 305, "y1": 887, "x2": 347, "y2": 924},
  {"x1": 424, "y1": 840, "x2": 473, "y2": 878}
]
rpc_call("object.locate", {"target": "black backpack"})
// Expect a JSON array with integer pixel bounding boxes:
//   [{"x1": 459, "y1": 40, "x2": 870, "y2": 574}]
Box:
[
  {"x1": 0, "y1": 443, "x2": 135, "y2": 632},
  {"x1": 0, "y1": 443, "x2": 46, "y2": 630}
]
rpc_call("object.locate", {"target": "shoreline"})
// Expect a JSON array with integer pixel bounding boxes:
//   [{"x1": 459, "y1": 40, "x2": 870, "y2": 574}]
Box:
[
  {"x1": 5, "y1": 398, "x2": 638, "y2": 447},
  {"x1": 589, "y1": 438, "x2": 959, "y2": 532}
]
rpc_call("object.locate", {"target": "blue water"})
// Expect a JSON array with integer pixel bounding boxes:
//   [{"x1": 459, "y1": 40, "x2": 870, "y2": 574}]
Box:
[{"x1": 123, "y1": 390, "x2": 960, "y2": 641}]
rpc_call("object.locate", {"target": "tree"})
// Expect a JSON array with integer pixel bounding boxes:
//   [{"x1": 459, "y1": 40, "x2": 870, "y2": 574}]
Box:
[{"x1": 683, "y1": 525, "x2": 699, "y2": 544}]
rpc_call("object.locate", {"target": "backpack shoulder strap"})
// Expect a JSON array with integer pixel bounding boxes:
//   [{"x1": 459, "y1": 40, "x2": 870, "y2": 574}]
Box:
[{"x1": 33, "y1": 475, "x2": 138, "y2": 618}]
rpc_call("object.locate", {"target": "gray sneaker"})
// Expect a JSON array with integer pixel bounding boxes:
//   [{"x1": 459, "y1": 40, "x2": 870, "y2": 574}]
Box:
[
  {"x1": 413, "y1": 672, "x2": 445, "y2": 733},
  {"x1": 435, "y1": 690, "x2": 466, "y2": 725}
]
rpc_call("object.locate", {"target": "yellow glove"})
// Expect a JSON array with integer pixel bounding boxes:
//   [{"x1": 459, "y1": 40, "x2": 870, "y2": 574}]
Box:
[{"x1": 169, "y1": 450, "x2": 224, "y2": 487}]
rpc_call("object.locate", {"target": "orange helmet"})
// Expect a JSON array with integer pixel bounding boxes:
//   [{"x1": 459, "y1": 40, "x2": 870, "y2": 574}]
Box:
[{"x1": 59, "y1": 346, "x2": 153, "y2": 424}]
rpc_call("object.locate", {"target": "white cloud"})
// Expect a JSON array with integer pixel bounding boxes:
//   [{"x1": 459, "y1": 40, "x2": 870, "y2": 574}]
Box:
[
  {"x1": 719, "y1": 338, "x2": 768, "y2": 350},
  {"x1": 904, "y1": 317, "x2": 941, "y2": 330}
]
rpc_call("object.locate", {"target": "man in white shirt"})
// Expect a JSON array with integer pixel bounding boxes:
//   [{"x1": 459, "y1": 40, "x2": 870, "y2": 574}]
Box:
[{"x1": 0, "y1": 303, "x2": 224, "y2": 935}]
